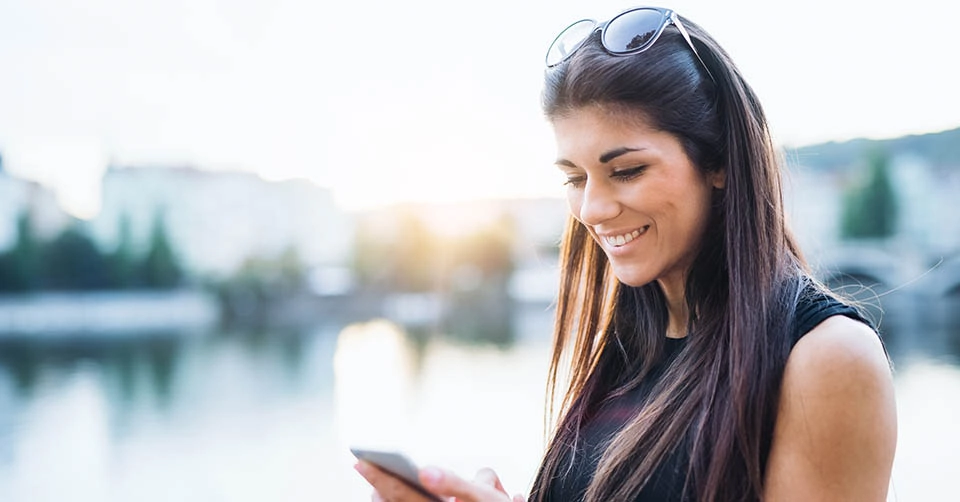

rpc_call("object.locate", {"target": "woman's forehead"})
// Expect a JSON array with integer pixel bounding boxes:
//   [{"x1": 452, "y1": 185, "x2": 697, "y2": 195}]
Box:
[{"x1": 551, "y1": 106, "x2": 670, "y2": 159}]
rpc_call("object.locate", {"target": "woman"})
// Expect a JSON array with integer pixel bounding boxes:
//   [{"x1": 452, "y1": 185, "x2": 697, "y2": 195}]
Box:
[{"x1": 356, "y1": 6, "x2": 896, "y2": 501}]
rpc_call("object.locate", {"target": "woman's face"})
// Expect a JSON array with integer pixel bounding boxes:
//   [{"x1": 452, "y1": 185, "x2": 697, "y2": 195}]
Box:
[{"x1": 552, "y1": 105, "x2": 724, "y2": 289}]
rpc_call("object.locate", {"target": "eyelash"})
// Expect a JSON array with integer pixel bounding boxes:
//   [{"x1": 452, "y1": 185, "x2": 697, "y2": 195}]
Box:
[{"x1": 563, "y1": 166, "x2": 646, "y2": 188}]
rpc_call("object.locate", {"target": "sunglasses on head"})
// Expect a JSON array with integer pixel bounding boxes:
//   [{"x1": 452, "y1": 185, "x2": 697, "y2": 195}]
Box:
[{"x1": 545, "y1": 6, "x2": 715, "y2": 82}]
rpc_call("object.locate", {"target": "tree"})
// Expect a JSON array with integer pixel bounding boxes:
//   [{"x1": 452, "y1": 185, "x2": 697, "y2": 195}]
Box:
[
  {"x1": 352, "y1": 210, "x2": 442, "y2": 293},
  {"x1": 840, "y1": 149, "x2": 898, "y2": 239},
  {"x1": 109, "y1": 213, "x2": 140, "y2": 288},
  {"x1": 0, "y1": 212, "x2": 42, "y2": 292},
  {"x1": 140, "y1": 211, "x2": 183, "y2": 289},
  {"x1": 42, "y1": 223, "x2": 111, "y2": 290},
  {"x1": 390, "y1": 212, "x2": 441, "y2": 292}
]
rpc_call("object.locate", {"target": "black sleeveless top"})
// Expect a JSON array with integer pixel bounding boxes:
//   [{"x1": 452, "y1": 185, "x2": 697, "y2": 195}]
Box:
[{"x1": 544, "y1": 288, "x2": 873, "y2": 501}]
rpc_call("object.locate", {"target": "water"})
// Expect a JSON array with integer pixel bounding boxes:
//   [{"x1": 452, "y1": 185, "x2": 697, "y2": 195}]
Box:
[{"x1": 0, "y1": 301, "x2": 957, "y2": 501}]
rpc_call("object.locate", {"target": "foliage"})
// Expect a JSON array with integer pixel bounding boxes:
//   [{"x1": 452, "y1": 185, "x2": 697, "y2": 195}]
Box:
[
  {"x1": 215, "y1": 245, "x2": 307, "y2": 323},
  {"x1": 225, "y1": 246, "x2": 305, "y2": 294},
  {"x1": 350, "y1": 208, "x2": 519, "y2": 342},
  {"x1": 840, "y1": 149, "x2": 899, "y2": 239},
  {"x1": 0, "y1": 213, "x2": 42, "y2": 291},
  {"x1": 140, "y1": 212, "x2": 183, "y2": 288},
  {"x1": 351, "y1": 209, "x2": 517, "y2": 295},
  {"x1": 789, "y1": 126, "x2": 960, "y2": 172},
  {"x1": 352, "y1": 209, "x2": 442, "y2": 293},
  {"x1": 42, "y1": 223, "x2": 112, "y2": 290},
  {"x1": 109, "y1": 213, "x2": 140, "y2": 288},
  {"x1": 447, "y1": 215, "x2": 515, "y2": 284},
  {"x1": 0, "y1": 209, "x2": 184, "y2": 292}
]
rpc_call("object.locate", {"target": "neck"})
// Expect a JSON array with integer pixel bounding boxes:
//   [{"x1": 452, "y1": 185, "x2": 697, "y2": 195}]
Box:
[{"x1": 658, "y1": 276, "x2": 689, "y2": 339}]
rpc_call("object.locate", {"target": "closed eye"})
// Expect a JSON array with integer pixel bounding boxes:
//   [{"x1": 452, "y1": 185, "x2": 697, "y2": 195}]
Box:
[
  {"x1": 612, "y1": 165, "x2": 646, "y2": 181},
  {"x1": 563, "y1": 166, "x2": 646, "y2": 188},
  {"x1": 563, "y1": 175, "x2": 586, "y2": 188}
]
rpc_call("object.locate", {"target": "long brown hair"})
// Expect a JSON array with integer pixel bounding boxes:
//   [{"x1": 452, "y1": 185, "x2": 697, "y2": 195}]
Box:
[{"x1": 529, "y1": 15, "x2": 811, "y2": 502}]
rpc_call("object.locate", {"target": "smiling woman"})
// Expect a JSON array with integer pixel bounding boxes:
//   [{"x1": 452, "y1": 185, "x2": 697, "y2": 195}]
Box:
[
  {"x1": 552, "y1": 108, "x2": 725, "y2": 306},
  {"x1": 354, "y1": 5, "x2": 896, "y2": 502}
]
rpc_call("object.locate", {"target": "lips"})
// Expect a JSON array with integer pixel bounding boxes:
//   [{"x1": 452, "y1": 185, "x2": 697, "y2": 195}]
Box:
[{"x1": 601, "y1": 225, "x2": 649, "y2": 248}]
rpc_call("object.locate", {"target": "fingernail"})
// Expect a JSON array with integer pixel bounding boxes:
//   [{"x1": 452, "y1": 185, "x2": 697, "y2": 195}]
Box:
[
  {"x1": 421, "y1": 467, "x2": 443, "y2": 486},
  {"x1": 354, "y1": 461, "x2": 367, "y2": 475}
]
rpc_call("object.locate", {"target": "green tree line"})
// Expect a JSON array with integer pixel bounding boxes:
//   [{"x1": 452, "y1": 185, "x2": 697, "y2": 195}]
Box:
[
  {"x1": 790, "y1": 125, "x2": 960, "y2": 171},
  {"x1": 0, "y1": 211, "x2": 183, "y2": 292},
  {"x1": 351, "y1": 209, "x2": 519, "y2": 343},
  {"x1": 840, "y1": 149, "x2": 898, "y2": 240}
]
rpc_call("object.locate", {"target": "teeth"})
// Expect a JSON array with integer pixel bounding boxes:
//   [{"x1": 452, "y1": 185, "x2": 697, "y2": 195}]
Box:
[{"x1": 604, "y1": 227, "x2": 647, "y2": 247}]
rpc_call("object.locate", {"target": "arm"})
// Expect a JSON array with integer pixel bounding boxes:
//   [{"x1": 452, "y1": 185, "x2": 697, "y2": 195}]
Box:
[{"x1": 764, "y1": 315, "x2": 897, "y2": 501}]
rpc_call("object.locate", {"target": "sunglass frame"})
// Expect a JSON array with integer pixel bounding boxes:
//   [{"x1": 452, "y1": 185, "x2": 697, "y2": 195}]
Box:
[{"x1": 545, "y1": 6, "x2": 716, "y2": 83}]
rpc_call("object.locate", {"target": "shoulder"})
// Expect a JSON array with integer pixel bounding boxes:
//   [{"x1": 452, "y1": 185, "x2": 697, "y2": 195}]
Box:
[
  {"x1": 787, "y1": 314, "x2": 890, "y2": 381},
  {"x1": 764, "y1": 315, "x2": 897, "y2": 501},
  {"x1": 791, "y1": 282, "x2": 873, "y2": 344}
]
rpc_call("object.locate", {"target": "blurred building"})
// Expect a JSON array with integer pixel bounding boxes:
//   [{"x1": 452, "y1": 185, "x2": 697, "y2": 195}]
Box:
[
  {"x1": 0, "y1": 168, "x2": 71, "y2": 251},
  {"x1": 90, "y1": 165, "x2": 353, "y2": 276},
  {"x1": 785, "y1": 154, "x2": 960, "y2": 258},
  {"x1": 783, "y1": 163, "x2": 844, "y2": 256},
  {"x1": 891, "y1": 154, "x2": 960, "y2": 255}
]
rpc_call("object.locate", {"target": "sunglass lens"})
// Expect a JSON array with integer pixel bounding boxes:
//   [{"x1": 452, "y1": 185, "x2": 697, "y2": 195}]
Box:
[
  {"x1": 603, "y1": 8, "x2": 666, "y2": 54},
  {"x1": 546, "y1": 19, "x2": 596, "y2": 67}
]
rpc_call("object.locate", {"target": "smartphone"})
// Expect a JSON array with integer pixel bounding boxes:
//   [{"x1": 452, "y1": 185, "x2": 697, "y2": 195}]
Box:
[{"x1": 351, "y1": 447, "x2": 443, "y2": 502}]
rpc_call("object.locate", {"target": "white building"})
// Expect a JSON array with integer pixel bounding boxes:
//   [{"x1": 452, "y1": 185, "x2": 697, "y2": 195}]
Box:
[
  {"x1": 786, "y1": 154, "x2": 960, "y2": 258},
  {"x1": 0, "y1": 170, "x2": 71, "y2": 251},
  {"x1": 90, "y1": 166, "x2": 354, "y2": 276},
  {"x1": 890, "y1": 155, "x2": 960, "y2": 255},
  {"x1": 783, "y1": 163, "x2": 845, "y2": 257}
]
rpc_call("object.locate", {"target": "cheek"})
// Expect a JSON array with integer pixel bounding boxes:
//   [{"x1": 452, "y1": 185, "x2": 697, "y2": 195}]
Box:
[
  {"x1": 677, "y1": 191, "x2": 714, "y2": 243},
  {"x1": 566, "y1": 190, "x2": 584, "y2": 221}
]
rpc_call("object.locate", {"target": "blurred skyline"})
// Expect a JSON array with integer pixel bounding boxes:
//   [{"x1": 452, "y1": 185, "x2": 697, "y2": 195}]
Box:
[{"x1": 1, "y1": 0, "x2": 958, "y2": 218}]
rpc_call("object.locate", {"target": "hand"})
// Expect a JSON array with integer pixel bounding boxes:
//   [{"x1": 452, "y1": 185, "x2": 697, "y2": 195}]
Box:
[{"x1": 354, "y1": 461, "x2": 526, "y2": 502}]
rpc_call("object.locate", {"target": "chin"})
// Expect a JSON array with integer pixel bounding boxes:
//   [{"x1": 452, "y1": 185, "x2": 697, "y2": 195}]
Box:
[
  {"x1": 609, "y1": 266, "x2": 657, "y2": 288},
  {"x1": 617, "y1": 278, "x2": 656, "y2": 288}
]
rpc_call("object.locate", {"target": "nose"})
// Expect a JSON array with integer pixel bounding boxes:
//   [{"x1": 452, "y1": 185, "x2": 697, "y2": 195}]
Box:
[{"x1": 576, "y1": 177, "x2": 621, "y2": 226}]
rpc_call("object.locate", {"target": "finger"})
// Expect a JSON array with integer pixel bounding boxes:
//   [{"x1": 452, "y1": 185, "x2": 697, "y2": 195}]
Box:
[
  {"x1": 512, "y1": 494, "x2": 526, "y2": 502},
  {"x1": 372, "y1": 492, "x2": 385, "y2": 502},
  {"x1": 356, "y1": 461, "x2": 437, "y2": 502},
  {"x1": 472, "y1": 467, "x2": 505, "y2": 493},
  {"x1": 420, "y1": 466, "x2": 507, "y2": 502}
]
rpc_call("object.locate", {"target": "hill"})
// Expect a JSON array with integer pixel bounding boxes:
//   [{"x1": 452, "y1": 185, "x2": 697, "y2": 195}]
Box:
[{"x1": 786, "y1": 126, "x2": 960, "y2": 171}]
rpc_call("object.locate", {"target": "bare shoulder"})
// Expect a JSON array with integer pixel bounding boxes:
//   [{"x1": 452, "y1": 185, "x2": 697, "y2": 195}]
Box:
[
  {"x1": 786, "y1": 314, "x2": 892, "y2": 384},
  {"x1": 764, "y1": 315, "x2": 897, "y2": 502}
]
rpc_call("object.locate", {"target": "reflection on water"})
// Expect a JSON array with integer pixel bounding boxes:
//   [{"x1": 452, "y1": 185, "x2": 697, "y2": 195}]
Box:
[
  {"x1": 0, "y1": 298, "x2": 956, "y2": 501},
  {"x1": 334, "y1": 320, "x2": 420, "y2": 450}
]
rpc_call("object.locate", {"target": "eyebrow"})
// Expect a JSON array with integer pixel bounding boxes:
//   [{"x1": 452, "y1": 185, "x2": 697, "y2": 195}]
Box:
[
  {"x1": 555, "y1": 147, "x2": 646, "y2": 168},
  {"x1": 599, "y1": 147, "x2": 644, "y2": 163}
]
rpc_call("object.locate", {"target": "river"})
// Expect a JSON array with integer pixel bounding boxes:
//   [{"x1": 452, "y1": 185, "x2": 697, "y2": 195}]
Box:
[{"x1": 0, "y1": 298, "x2": 956, "y2": 501}]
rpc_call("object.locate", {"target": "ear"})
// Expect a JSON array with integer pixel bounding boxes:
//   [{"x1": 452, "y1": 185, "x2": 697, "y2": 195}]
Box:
[{"x1": 709, "y1": 168, "x2": 726, "y2": 189}]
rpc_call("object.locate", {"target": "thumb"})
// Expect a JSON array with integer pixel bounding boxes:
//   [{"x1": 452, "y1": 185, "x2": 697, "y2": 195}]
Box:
[{"x1": 419, "y1": 466, "x2": 506, "y2": 502}]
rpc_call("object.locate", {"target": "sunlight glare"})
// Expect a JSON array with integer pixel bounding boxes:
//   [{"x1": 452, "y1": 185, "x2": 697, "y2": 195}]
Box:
[{"x1": 332, "y1": 319, "x2": 418, "y2": 451}]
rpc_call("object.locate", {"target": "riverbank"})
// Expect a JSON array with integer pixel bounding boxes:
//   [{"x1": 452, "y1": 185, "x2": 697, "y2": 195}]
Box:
[{"x1": 0, "y1": 290, "x2": 219, "y2": 336}]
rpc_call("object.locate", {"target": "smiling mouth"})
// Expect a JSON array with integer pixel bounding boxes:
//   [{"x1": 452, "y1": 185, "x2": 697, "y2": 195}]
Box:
[{"x1": 603, "y1": 226, "x2": 650, "y2": 248}]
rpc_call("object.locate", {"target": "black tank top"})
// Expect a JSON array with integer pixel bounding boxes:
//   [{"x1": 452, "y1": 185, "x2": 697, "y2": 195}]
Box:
[{"x1": 544, "y1": 288, "x2": 872, "y2": 501}]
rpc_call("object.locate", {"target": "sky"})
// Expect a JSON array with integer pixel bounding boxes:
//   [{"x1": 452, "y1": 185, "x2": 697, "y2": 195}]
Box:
[{"x1": 0, "y1": 0, "x2": 957, "y2": 218}]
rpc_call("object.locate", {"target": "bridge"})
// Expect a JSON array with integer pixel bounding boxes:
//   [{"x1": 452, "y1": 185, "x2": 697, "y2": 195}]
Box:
[
  {"x1": 811, "y1": 243, "x2": 960, "y2": 297},
  {"x1": 809, "y1": 242, "x2": 960, "y2": 351}
]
